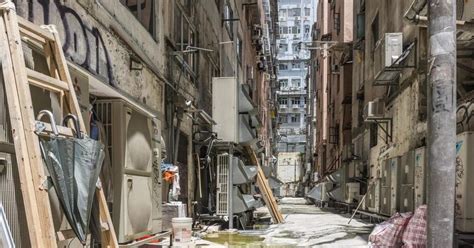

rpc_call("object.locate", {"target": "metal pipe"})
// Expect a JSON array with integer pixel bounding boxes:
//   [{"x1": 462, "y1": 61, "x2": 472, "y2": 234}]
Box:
[
  {"x1": 404, "y1": 0, "x2": 427, "y2": 23},
  {"x1": 427, "y1": 0, "x2": 457, "y2": 246}
]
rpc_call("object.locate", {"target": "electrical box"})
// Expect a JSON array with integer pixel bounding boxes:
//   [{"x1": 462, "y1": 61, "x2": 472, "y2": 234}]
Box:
[{"x1": 414, "y1": 147, "x2": 426, "y2": 208}]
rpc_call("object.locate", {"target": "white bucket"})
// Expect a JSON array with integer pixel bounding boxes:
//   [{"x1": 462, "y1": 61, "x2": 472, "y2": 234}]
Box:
[{"x1": 172, "y1": 217, "x2": 192, "y2": 244}]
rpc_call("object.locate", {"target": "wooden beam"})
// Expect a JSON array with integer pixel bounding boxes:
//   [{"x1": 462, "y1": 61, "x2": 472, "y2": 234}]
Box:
[
  {"x1": 17, "y1": 16, "x2": 54, "y2": 41},
  {"x1": 0, "y1": 13, "x2": 48, "y2": 247},
  {"x1": 26, "y1": 68, "x2": 69, "y2": 92},
  {"x1": 244, "y1": 146, "x2": 284, "y2": 223}
]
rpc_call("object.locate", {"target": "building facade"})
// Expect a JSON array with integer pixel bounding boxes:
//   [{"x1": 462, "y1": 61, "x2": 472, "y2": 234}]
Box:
[
  {"x1": 0, "y1": 0, "x2": 278, "y2": 246},
  {"x1": 275, "y1": 0, "x2": 316, "y2": 196}
]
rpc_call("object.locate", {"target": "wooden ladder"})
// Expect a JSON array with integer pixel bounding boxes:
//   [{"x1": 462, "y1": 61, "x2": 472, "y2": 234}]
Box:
[
  {"x1": 0, "y1": 2, "x2": 118, "y2": 247},
  {"x1": 245, "y1": 146, "x2": 284, "y2": 224}
]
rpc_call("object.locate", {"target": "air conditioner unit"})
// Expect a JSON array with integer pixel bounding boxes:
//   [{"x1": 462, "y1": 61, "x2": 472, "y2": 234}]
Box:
[
  {"x1": 457, "y1": 0, "x2": 474, "y2": 21},
  {"x1": 345, "y1": 183, "x2": 360, "y2": 204},
  {"x1": 212, "y1": 77, "x2": 257, "y2": 144},
  {"x1": 374, "y1": 33, "x2": 403, "y2": 79},
  {"x1": 414, "y1": 147, "x2": 426, "y2": 208},
  {"x1": 95, "y1": 99, "x2": 161, "y2": 243},
  {"x1": 280, "y1": 104, "x2": 288, "y2": 109},
  {"x1": 455, "y1": 132, "x2": 474, "y2": 232},
  {"x1": 363, "y1": 99, "x2": 385, "y2": 121},
  {"x1": 216, "y1": 154, "x2": 231, "y2": 216},
  {"x1": 292, "y1": 104, "x2": 300, "y2": 109}
]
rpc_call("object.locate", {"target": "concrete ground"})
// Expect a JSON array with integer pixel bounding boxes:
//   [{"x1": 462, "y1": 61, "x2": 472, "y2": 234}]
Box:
[
  {"x1": 259, "y1": 197, "x2": 373, "y2": 247},
  {"x1": 199, "y1": 197, "x2": 374, "y2": 247}
]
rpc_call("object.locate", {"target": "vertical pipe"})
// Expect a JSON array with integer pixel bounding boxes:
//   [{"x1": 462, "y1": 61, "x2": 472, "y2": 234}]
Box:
[
  {"x1": 427, "y1": 0, "x2": 456, "y2": 246},
  {"x1": 228, "y1": 152, "x2": 233, "y2": 229}
]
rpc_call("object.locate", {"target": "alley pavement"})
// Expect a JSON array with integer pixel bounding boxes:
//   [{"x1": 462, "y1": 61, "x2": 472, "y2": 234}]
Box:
[{"x1": 257, "y1": 197, "x2": 373, "y2": 247}]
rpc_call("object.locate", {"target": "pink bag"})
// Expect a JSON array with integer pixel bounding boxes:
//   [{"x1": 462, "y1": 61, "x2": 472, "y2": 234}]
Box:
[
  {"x1": 369, "y1": 212, "x2": 413, "y2": 247},
  {"x1": 402, "y1": 205, "x2": 427, "y2": 248}
]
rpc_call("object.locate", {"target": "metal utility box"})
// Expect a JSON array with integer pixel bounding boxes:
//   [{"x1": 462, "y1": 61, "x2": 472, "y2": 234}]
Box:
[
  {"x1": 212, "y1": 77, "x2": 257, "y2": 144},
  {"x1": 380, "y1": 186, "x2": 391, "y2": 216},
  {"x1": 401, "y1": 151, "x2": 415, "y2": 185},
  {"x1": 414, "y1": 147, "x2": 426, "y2": 208},
  {"x1": 390, "y1": 157, "x2": 401, "y2": 215},
  {"x1": 366, "y1": 179, "x2": 380, "y2": 213},
  {"x1": 456, "y1": 132, "x2": 474, "y2": 232},
  {"x1": 400, "y1": 185, "x2": 415, "y2": 213},
  {"x1": 381, "y1": 159, "x2": 391, "y2": 187}
]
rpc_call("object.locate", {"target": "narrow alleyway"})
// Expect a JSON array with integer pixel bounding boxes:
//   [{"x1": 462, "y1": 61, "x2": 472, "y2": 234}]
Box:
[{"x1": 201, "y1": 198, "x2": 373, "y2": 247}]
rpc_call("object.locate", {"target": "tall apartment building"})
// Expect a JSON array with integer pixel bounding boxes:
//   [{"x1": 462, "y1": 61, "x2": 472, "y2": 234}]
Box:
[{"x1": 275, "y1": 0, "x2": 316, "y2": 196}]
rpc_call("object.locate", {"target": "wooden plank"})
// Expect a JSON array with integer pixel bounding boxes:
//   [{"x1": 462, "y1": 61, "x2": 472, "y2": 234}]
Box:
[
  {"x1": 0, "y1": 14, "x2": 46, "y2": 247},
  {"x1": 17, "y1": 16, "x2": 55, "y2": 41},
  {"x1": 35, "y1": 121, "x2": 76, "y2": 138},
  {"x1": 46, "y1": 28, "x2": 87, "y2": 133},
  {"x1": 97, "y1": 187, "x2": 119, "y2": 247},
  {"x1": 4, "y1": 8, "x2": 58, "y2": 247},
  {"x1": 26, "y1": 68, "x2": 69, "y2": 92},
  {"x1": 0, "y1": 141, "x2": 15, "y2": 154},
  {"x1": 245, "y1": 146, "x2": 284, "y2": 223}
]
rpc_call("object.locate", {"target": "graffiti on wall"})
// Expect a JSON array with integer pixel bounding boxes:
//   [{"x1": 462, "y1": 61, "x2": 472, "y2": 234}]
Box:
[{"x1": 19, "y1": 0, "x2": 115, "y2": 85}]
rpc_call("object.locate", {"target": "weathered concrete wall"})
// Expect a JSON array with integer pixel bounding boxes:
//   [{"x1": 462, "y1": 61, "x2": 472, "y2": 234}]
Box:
[{"x1": 14, "y1": 0, "x2": 166, "y2": 113}]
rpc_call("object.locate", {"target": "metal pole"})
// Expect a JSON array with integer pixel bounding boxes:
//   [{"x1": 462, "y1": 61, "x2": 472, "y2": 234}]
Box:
[{"x1": 427, "y1": 0, "x2": 456, "y2": 246}]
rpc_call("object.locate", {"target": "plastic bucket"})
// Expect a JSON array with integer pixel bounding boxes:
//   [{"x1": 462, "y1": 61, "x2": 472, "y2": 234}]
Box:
[{"x1": 172, "y1": 217, "x2": 192, "y2": 244}]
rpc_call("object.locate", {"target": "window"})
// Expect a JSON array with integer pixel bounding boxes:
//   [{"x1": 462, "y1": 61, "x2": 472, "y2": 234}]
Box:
[
  {"x1": 224, "y1": 1, "x2": 234, "y2": 39},
  {"x1": 279, "y1": 63, "x2": 288, "y2": 70},
  {"x1": 292, "y1": 43, "x2": 300, "y2": 52},
  {"x1": 291, "y1": 114, "x2": 301, "y2": 123},
  {"x1": 291, "y1": 98, "x2": 301, "y2": 105},
  {"x1": 279, "y1": 8, "x2": 287, "y2": 17},
  {"x1": 291, "y1": 78, "x2": 301, "y2": 87},
  {"x1": 279, "y1": 79, "x2": 288, "y2": 88},
  {"x1": 292, "y1": 62, "x2": 301, "y2": 69},
  {"x1": 120, "y1": 0, "x2": 156, "y2": 36},
  {"x1": 371, "y1": 13, "x2": 379, "y2": 50},
  {"x1": 304, "y1": 25, "x2": 310, "y2": 34},
  {"x1": 304, "y1": 7, "x2": 311, "y2": 16},
  {"x1": 279, "y1": 114, "x2": 288, "y2": 123},
  {"x1": 292, "y1": 26, "x2": 298, "y2": 34},
  {"x1": 173, "y1": 2, "x2": 197, "y2": 76},
  {"x1": 289, "y1": 8, "x2": 301, "y2": 17},
  {"x1": 279, "y1": 97, "x2": 288, "y2": 105},
  {"x1": 279, "y1": 43, "x2": 288, "y2": 52}
]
